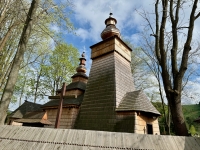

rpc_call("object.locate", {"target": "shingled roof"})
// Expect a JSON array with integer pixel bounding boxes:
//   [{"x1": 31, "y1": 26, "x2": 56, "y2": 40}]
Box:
[
  {"x1": 9, "y1": 101, "x2": 42, "y2": 119},
  {"x1": 116, "y1": 90, "x2": 160, "y2": 116},
  {"x1": 15, "y1": 111, "x2": 52, "y2": 125},
  {"x1": 71, "y1": 72, "x2": 88, "y2": 79},
  {"x1": 66, "y1": 81, "x2": 86, "y2": 91},
  {"x1": 42, "y1": 94, "x2": 84, "y2": 108}
]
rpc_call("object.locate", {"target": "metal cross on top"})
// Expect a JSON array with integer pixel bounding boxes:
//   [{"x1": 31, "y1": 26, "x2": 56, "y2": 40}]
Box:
[{"x1": 108, "y1": 5, "x2": 113, "y2": 16}]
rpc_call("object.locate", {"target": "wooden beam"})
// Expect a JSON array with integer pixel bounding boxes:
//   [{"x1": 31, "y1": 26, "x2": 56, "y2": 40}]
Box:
[{"x1": 55, "y1": 82, "x2": 66, "y2": 128}]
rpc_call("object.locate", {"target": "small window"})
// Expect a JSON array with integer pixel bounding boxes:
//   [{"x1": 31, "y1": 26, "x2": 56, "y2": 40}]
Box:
[{"x1": 146, "y1": 123, "x2": 153, "y2": 134}]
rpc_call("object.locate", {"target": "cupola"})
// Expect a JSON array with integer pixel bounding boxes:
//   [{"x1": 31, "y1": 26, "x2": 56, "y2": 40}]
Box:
[
  {"x1": 101, "y1": 13, "x2": 121, "y2": 40},
  {"x1": 76, "y1": 52, "x2": 87, "y2": 73}
]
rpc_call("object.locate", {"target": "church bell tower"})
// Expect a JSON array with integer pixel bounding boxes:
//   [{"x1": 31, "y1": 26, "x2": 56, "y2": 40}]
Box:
[{"x1": 75, "y1": 13, "x2": 135, "y2": 131}]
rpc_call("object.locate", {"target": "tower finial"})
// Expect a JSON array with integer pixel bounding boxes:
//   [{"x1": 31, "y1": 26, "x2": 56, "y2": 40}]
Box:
[
  {"x1": 108, "y1": 5, "x2": 112, "y2": 15},
  {"x1": 100, "y1": 12, "x2": 120, "y2": 40},
  {"x1": 76, "y1": 52, "x2": 87, "y2": 73},
  {"x1": 81, "y1": 52, "x2": 85, "y2": 58}
]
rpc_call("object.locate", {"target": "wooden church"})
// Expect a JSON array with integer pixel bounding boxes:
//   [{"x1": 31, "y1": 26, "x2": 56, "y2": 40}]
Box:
[{"x1": 8, "y1": 13, "x2": 160, "y2": 135}]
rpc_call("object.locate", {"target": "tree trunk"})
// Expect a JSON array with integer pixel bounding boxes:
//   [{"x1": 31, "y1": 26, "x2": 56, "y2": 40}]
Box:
[
  {"x1": 34, "y1": 68, "x2": 42, "y2": 103},
  {"x1": 19, "y1": 73, "x2": 28, "y2": 106},
  {"x1": 167, "y1": 105, "x2": 171, "y2": 135},
  {"x1": 0, "y1": 0, "x2": 12, "y2": 27},
  {"x1": 0, "y1": 22, "x2": 21, "y2": 52},
  {"x1": 0, "y1": 0, "x2": 39, "y2": 125},
  {"x1": 168, "y1": 92, "x2": 188, "y2": 136}
]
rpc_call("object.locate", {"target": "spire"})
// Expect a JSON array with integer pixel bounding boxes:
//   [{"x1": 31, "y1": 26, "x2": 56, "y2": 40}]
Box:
[
  {"x1": 101, "y1": 13, "x2": 121, "y2": 40},
  {"x1": 79, "y1": 52, "x2": 86, "y2": 65},
  {"x1": 76, "y1": 52, "x2": 87, "y2": 73}
]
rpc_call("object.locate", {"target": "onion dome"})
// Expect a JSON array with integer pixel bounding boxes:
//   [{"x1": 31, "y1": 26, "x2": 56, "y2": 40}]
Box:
[
  {"x1": 76, "y1": 52, "x2": 87, "y2": 73},
  {"x1": 101, "y1": 13, "x2": 121, "y2": 40}
]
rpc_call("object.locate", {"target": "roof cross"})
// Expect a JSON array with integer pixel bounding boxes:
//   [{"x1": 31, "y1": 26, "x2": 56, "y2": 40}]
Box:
[{"x1": 108, "y1": 5, "x2": 113, "y2": 16}]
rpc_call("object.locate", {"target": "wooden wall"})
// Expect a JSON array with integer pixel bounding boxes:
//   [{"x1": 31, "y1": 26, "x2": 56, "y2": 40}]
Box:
[
  {"x1": 9, "y1": 119, "x2": 22, "y2": 126},
  {"x1": 65, "y1": 90, "x2": 83, "y2": 96},
  {"x1": 2, "y1": 125, "x2": 200, "y2": 149},
  {"x1": 72, "y1": 77, "x2": 88, "y2": 83},
  {"x1": 116, "y1": 111, "x2": 160, "y2": 135},
  {"x1": 134, "y1": 112, "x2": 160, "y2": 135},
  {"x1": 45, "y1": 107, "x2": 79, "y2": 129}
]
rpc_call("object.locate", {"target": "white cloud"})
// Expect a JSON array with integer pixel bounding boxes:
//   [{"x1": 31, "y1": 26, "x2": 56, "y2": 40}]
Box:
[
  {"x1": 71, "y1": 0, "x2": 200, "y2": 104},
  {"x1": 76, "y1": 28, "x2": 90, "y2": 41},
  {"x1": 73, "y1": 0, "x2": 147, "y2": 42},
  {"x1": 182, "y1": 78, "x2": 200, "y2": 104},
  {"x1": 50, "y1": 24, "x2": 60, "y2": 33}
]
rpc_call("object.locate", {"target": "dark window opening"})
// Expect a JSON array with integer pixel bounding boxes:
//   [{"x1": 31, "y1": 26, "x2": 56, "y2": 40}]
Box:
[{"x1": 146, "y1": 124, "x2": 153, "y2": 134}]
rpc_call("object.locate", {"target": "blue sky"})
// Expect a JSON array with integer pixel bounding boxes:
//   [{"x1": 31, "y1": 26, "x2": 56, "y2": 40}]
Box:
[
  {"x1": 50, "y1": 0, "x2": 200, "y2": 104},
  {"x1": 60, "y1": 0, "x2": 149, "y2": 74},
  {"x1": 62, "y1": 0, "x2": 200, "y2": 104},
  {"x1": 8, "y1": 0, "x2": 200, "y2": 111}
]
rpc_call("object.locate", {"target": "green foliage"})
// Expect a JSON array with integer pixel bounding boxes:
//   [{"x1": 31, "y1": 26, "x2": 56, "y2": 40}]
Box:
[
  {"x1": 41, "y1": 43, "x2": 79, "y2": 95},
  {"x1": 13, "y1": 42, "x2": 79, "y2": 103},
  {"x1": 153, "y1": 102, "x2": 200, "y2": 135},
  {"x1": 152, "y1": 102, "x2": 173, "y2": 135},
  {"x1": 152, "y1": 101, "x2": 166, "y2": 115},
  {"x1": 189, "y1": 125, "x2": 196, "y2": 136},
  {"x1": 182, "y1": 104, "x2": 200, "y2": 135},
  {"x1": 10, "y1": 96, "x2": 17, "y2": 104}
]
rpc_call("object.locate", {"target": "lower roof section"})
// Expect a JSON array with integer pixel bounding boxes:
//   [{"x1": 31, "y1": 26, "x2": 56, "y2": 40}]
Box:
[
  {"x1": 15, "y1": 118, "x2": 52, "y2": 125},
  {"x1": 66, "y1": 81, "x2": 87, "y2": 91},
  {"x1": 116, "y1": 90, "x2": 161, "y2": 116},
  {"x1": 0, "y1": 125, "x2": 200, "y2": 150},
  {"x1": 42, "y1": 94, "x2": 84, "y2": 108}
]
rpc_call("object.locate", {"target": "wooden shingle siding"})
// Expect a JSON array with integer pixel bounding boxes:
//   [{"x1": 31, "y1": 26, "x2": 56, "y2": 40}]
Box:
[
  {"x1": 115, "y1": 111, "x2": 135, "y2": 132},
  {"x1": 45, "y1": 108, "x2": 79, "y2": 129},
  {"x1": 8, "y1": 101, "x2": 42, "y2": 119},
  {"x1": 114, "y1": 51, "x2": 135, "y2": 107},
  {"x1": 75, "y1": 52, "x2": 117, "y2": 131},
  {"x1": 0, "y1": 125, "x2": 200, "y2": 150},
  {"x1": 116, "y1": 90, "x2": 160, "y2": 115}
]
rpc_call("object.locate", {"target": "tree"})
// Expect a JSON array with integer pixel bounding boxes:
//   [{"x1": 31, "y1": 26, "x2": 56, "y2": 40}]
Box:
[
  {"x1": 140, "y1": 0, "x2": 200, "y2": 135},
  {"x1": 0, "y1": 0, "x2": 75, "y2": 123},
  {"x1": 0, "y1": 0, "x2": 74, "y2": 93},
  {"x1": 189, "y1": 125, "x2": 196, "y2": 136},
  {"x1": 12, "y1": 43, "x2": 79, "y2": 104},
  {"x1": 0, "y1": 0, "x2": 26, "y2": 92},
  {"x1": 0, "y1": 0, "x2": 40, "y2": 125},
  {"x1": 41, "y1": 43, "x2": 79, "y2": 96}
]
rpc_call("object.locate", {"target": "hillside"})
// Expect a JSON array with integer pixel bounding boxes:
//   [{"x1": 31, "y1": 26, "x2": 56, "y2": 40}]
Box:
[
  {"x1": 182, "y1": 104, "x2": 200, "y2": 119},
  {"x1": 182, "y1": 104, "x2": 200, "y2": 134},
  {"x1": 152, "y1": 102, "x2": 200, "y2": 135}
]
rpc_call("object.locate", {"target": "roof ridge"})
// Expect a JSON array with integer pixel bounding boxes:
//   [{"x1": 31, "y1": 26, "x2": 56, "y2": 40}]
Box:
[{"x1": 24, "y1": 100, "x2": 41, "y2": 105}]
